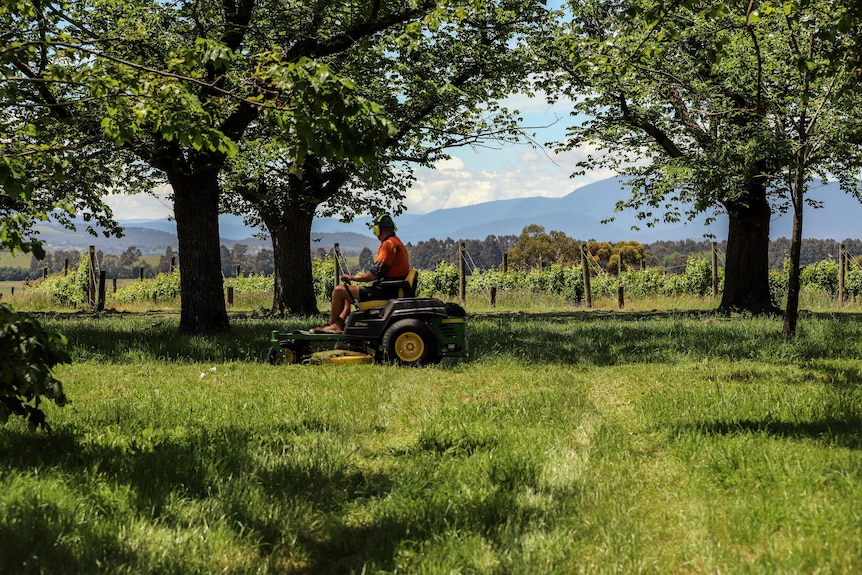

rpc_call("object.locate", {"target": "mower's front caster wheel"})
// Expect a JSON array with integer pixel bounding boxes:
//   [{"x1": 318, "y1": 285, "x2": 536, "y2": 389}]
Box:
[
  {"x1": 382, "y1": 319, "x2": 438, "y2": 366},
  {"x1": 269, "y1": 345, "x2": 298, "y2": 365}
]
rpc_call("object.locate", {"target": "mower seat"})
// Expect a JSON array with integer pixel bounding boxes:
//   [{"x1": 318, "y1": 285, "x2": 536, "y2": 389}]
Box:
[{"x1": 357, "y1": 269, "x2": 418, "y2": 311}]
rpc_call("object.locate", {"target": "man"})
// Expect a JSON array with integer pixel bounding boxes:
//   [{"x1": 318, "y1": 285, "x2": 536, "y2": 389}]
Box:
[{"x1": 310, "y1": 213, "x2": 410, "y2": 334}]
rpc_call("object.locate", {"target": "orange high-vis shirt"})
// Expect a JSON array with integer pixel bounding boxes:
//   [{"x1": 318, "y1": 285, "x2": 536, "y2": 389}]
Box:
[{"x1": 373, "y1": 234, "x2": 410, "y2": 279}]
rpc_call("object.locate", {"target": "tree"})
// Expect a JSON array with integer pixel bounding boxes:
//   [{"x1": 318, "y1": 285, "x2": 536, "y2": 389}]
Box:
[
  {"x1": 508, "y1": 225, "x2": 581, "y2": 269},
  {"x1": 158, "y1": 246, "x2": 177, "y2": 274},
  {"x1": 762, "y1": 0, "x2": 862, "y2": 336},
  {"x1": 358, "y1": 247, "x2": 374, "y2": 270},
  {"x1": 221, "y1": 0, "x2": 550, "y2": 315},
  {"x1": 6, "y1": 0, "x2": 425, "y2": 333},
  {"x1": 541, "y1": 0, "x2": 809, "y2": 314}
]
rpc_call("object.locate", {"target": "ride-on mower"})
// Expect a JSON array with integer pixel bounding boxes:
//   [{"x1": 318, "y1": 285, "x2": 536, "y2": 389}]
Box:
[{"x1": 268, "y1": 269, "x2": 468, "y2": 366}]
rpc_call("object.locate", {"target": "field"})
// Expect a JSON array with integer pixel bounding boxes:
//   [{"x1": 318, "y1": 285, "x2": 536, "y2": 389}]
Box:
[{"x1": 2, "y1": 297, "x2": 862, "y2": 574}]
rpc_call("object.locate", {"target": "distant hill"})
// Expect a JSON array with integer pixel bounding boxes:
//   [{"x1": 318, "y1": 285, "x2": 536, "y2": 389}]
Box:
[
  {"x1": 315, "y1": 177, "x2": 862, "y2": 245},
  {"x1": 29, "y1": 177, "x2": 862, "y2": 255}
]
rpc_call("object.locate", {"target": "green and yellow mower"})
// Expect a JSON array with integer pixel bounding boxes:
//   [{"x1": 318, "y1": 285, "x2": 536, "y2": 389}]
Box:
[{"x1": 268, "y1": 271, "x2": 468, "y2": 367}]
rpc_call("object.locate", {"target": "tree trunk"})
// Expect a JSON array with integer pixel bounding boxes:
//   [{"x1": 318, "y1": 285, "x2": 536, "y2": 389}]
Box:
[
  {"x1": 264, "y1": 207, "x2": 320, "y2": 316},
  {"x1": 169, "y1": 168, "x2": 230, "y2": 334},
  {"x1": 718, "y1": 179, "x2": 779, "y2": 315},
  {"x1": 783, "y1": 164, "x2": 807, "y2": 337}
]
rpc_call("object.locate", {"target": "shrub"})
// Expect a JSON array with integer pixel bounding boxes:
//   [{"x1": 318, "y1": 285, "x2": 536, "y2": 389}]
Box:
[
  {"x1": 312, "y1": 256, "x2": 335, "y2": 301},
  {"x1": 421, "y1": 261, "x2": 460, "y2": 298},
  {"x1": 28, "y1": 254, "x2": 90, "y2": 306},
  {"x1": 801, "y1": 258, "x2": 839, "y2": 297},
  {"x1": 0, "y1": 303, "x2": 69, "y2": 430},
  {"x1": 112, "y1": 269, "x2": 182, "y2": 303}
]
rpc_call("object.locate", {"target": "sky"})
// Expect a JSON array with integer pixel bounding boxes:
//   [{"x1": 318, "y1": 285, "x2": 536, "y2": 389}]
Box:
[{"x1": 105, "y1": 93, "x2": 614, "y2": 221}]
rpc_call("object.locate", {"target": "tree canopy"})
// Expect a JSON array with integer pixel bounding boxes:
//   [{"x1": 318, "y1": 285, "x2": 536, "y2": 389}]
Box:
[{"x1": 538, "y1": 0, "x2": 862, "y2": 316}]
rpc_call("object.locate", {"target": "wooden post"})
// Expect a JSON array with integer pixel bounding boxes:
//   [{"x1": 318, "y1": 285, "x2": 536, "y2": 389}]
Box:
[
  {"x1": 88, "y1": 245, "x2": 96, "y2": 306},
  {"x1": 490, "y1": 286, "x2": 497, "y2": 307},
  {"x1": 64, "y1": 258, "x2": 69, "y2": 276},
  {"x1": 333, "y1": 243, "x2": 340, "y2": 285},
  {"x1": 42, "y1": 268, "x2": 48, "y2": 279},
  {"x1": 97, "y1": 270, "x2": 106, "y2": 311},
  {"x1": 582, "y1": 244, "x2": 592, "y2": 308},
  {"x1": 459, "y1": 242, "x2": 466, "y2": 306},
  {"x1": 502, "y1": 251, "x2": 508, "y2": 274},
  {"x1": 839, "y1": 243, "x2": 846, "y2": 306},
  {"x1": 170, "y1": 256, "x2": 176, "y2": 273},
  {"x1": 227, "y1": 286, "x2": 234, "y2": 305},
  {"x1": 139, "y1": 267, "x2": 144, "y2": 281},
  {"x1": 235, "y1": 264, "x2": 241, "y2": 278},
  {"x1": 617, "y1": 285, "x2": 624, "y2": 309},
  {"x1": 711, "y1": 242, "x2": 718, "y2": 298},
  {"x1": 113, "y1": 278, "x2": 117, "y2": 293}
]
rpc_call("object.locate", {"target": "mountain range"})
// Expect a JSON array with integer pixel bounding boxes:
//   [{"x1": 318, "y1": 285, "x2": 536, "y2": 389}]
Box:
[{"x1": 31, "y1": 177, "x2": 862, "y2": 255}]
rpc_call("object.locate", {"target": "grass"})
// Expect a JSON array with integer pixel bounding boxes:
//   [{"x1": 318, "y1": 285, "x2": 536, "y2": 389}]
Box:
[{"x1": 2, "y1": 303, "x2": 862, "y2": 573}]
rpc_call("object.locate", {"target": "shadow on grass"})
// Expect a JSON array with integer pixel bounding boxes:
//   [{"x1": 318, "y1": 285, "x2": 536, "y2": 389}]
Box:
[
  {"x1": 0, "y1": 419, "x2": 564, "y2": 574},
  {"x1": 0, "y1": 422, "x2": 402, "y2": 573},
  {"x1": 33, "y1": 310, "x2": 314, "y2": 363},
  {"x1": 671, "y1": 363, "x2": 862, "y2": 450},
  {"x1": 30, "y1": 308, "x2": 862, "y2": 366},
  {"x1": 469, "y1": 309, "x2": 789, "y2": 366},
  {"x1": 685, "y1": 417, "x2": 862, "y2": 450}
]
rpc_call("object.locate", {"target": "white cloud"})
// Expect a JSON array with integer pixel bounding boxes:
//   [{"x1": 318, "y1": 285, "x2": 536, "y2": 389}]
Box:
[
  {"x1": 107, "y1": 185, "x2": 174, "y2": 220},
  {"x1": 404, "y1": 142, "x2": 616, "y2": 214}
]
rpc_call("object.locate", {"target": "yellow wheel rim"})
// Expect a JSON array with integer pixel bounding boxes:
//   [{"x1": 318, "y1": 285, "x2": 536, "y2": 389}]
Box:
[
  {"x1": 394, "y1": 332, "x2": 424, "y2": 363},
  {"x1": 279, "y1": 346, "x2": 296, "y2": 365}
]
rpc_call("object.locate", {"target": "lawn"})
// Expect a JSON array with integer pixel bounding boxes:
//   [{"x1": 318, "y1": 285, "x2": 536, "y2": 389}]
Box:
[{"x1": 1, "y1": 308, "x2": 861, "y2": 574}]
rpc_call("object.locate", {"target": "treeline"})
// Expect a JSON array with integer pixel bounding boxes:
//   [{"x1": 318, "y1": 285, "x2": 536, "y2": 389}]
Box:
[
  {"x1": 650, "y1": 238, "x2": 862, "y2": 272},
  {"x1": 2, "y1": 244, "x2": 275, "y2": 281},
  {"x1": 4, "y1": 236, "x2": 861, "y2": 283},
  {"x1": 406, "y1": 235, "x2": 520, "y2": 270},
  {"x1": 409, "y1": 236, "x2": 862, "y2": 272}
]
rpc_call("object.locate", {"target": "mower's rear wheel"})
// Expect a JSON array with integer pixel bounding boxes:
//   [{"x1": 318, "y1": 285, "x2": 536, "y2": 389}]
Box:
[{"x1": 382, "y1": 319, "x2": 438, "y2": 366}]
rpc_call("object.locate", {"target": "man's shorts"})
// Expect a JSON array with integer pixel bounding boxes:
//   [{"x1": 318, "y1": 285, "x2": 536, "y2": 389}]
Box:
[{"x1": 359, "y1": 283, "x2": 401, "y2": 301}]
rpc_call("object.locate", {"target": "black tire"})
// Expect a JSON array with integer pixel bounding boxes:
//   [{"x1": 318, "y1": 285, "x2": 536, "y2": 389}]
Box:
[{"x1": 381, "y1": 319, "x2": 438, "y2": 366}]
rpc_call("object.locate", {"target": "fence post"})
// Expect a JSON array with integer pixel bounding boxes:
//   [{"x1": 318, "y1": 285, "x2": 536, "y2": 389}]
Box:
[
  {"x1": 333, "y1": 243, "x2": 340, "y2": 286},
  {"x1": 502, "y1": 251, "x2": 508, "y2": 274},
  {"x1": 490, "y1": 286, "x2": 497, "y2": 307},
  {"x1": 88, "y1": 245, "x2": 96, "y2": 307},
  {"x1": 712, "y1": 242, "x2": 718, "y2": 298},
  {"x1": 139, "y1": 267, "x2": 144, "y2": 281},
  {"x1": 113, "y1": 278, "x2": 117, "y2": 293},
  {"x1": 226, "y1": 286, "x2": 234, "y2": 305},
  {"x1": 581, "y1": 244, "x2": 592, "y2": 308},
  {"x1": 459, "y1": 242, "x2": 466, "y2": 306},
  {"x1": 64, "y1": 258, "x2": 69, "y2": 276},
  {"x1": 97, "y1": 270, "x2": 106, "y2": 311},
  {"x1": 170, "y1": 256, "x2": 176, "y2": 273},
  {"x1": 839, "y1": 243, "x2": 846, "y2": 306},
  {"x1": 617, "y1": 285, "x2": 624, "y2": 309}
]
